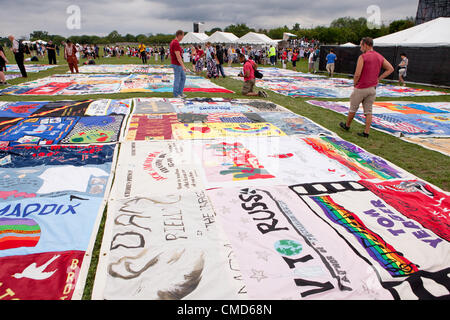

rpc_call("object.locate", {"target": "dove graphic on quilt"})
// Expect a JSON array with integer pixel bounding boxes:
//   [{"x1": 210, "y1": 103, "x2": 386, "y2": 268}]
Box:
[
  {"x1": 37, "y1": 165, "x2": 108, "y2": 194},
  {"x1": 13, "y1": 254, "x2": 61, "y2": 280}
]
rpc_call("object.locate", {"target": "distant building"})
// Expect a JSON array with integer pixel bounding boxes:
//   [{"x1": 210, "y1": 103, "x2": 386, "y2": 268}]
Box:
[
  {"x1": 416, "y1": 0, "x2": 450, "y2": 24},
  {"x1": 193, "y1": 22, "x2": 205, "y2": 33}
]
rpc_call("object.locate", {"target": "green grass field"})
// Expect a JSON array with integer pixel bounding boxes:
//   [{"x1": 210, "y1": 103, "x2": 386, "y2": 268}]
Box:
[{"x1": 2, "y1": 47, "x2": 449, "y2": 299}]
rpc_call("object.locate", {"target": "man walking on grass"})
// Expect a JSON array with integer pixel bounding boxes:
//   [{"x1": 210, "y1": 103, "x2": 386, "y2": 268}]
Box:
[
  {"x1": 325, "y1": 49, "x2": 337, "y2": 77},
  {"x1": 170, "y1": 30, "x2": 191, "y2": 98},
  {"x1": 340, "y1": 37, "x2": 394, "y2": 138}
]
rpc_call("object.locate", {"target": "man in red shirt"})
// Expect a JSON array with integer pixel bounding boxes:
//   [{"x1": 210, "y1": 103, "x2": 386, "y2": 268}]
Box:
[
  {"x1": 170, "y1": 30, "x2": 191, "y2": 98},
  {"x1": 340, "y1": 37, "x2": 394, "y2": 138},
  {"x1": 238, "y1": 53, "x2": 267, "y2": 97}
]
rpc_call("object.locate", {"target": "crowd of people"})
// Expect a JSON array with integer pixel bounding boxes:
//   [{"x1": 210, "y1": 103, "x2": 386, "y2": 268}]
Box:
[
  {"x1": 168, "y1": 30, "x2": 400, "y2": 140},
  {"x1": 178, "y1": 43, "x2": 324, "y2": 73},
  {"x1": 1, "y1": 32, "x2": 409, "y2": 138}
]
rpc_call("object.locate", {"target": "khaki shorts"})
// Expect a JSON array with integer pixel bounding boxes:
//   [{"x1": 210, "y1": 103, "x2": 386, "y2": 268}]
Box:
[
  {"x1": 326, "y1": 63, "x2": 335, "y2": 73},
  {"x1": 349, "y1": 87, "x2": 377, "y2": 114},
  {"x1": 242, "y1": 79, "x2": 255, "y2": 95}
]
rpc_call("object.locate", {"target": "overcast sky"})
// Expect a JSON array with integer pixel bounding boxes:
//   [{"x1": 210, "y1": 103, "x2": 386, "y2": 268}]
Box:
[{"x1": 0, "y1": 0, "x2": 419, "y2": 38}]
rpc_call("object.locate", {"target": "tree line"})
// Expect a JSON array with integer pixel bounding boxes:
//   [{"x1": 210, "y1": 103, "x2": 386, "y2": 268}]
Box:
[{"x1": 1, "y1": 16, "x2": 415, "y2": 46}]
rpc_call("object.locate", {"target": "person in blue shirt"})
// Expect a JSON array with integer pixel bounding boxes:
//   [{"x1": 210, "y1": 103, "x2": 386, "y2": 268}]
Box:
[{"x1": 326, "y1": 49, "x2": 337, "y2": 77}]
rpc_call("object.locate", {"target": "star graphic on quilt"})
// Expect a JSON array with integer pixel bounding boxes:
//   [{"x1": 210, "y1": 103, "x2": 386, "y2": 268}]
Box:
[{"x1": 250, "y1": 269, "x2": 268, "y2": 282}]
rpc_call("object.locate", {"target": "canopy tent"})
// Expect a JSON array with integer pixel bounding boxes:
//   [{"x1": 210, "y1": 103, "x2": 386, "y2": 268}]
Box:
[
  {"x1": 374, "y1": 17, "x2": 450, "y2": 47},
  {"x1": 340, "y1": 42, "x2": 357, "y2": 47},
  {"x1": 23, "y1": 40, "x2": 48, "y2": 45},
  {"x1": 283, "y1": 32, "x2": 297, "y2": 41},
  {"x1": 235, "y1": 32, "x2": 278, "y2": 45},
  {"x1": 205, "y1": 31, "x2": 239, "y2": 44},
  {"x1": 180, "y1": 32, "x2": 209, "y2": 44}
]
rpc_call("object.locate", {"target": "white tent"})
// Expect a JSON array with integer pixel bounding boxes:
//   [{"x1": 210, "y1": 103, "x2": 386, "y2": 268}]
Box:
[
  {"x1": 235, "y1": 32, "x2": 277, "y2": 45},
  {"x1": 180, "y1": 32, "x2": 208, "y2": 44},
  {"x1": 283, "y1": 32, "x2": 297, "y2": 41},
  {"x1": 23, "y1": 40, "x2": 47, "y2": 45},
  {"x1": 205, "y1": 31, "x2": 239, "y2": 44},
  {"x1": 374, "y1": 17, "x2": 450, "y2": 46},
  {"x1": 340, "y1": 42, "x2": 357, "y2": 47}
]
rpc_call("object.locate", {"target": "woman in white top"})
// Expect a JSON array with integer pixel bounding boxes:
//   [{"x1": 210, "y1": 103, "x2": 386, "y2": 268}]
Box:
[{"x1": 227, "y1": 46, "x2": 233, "y2": 66}]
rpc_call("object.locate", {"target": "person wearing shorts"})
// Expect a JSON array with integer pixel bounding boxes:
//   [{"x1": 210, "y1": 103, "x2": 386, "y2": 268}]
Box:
[
  {"x1": 326, "y1": 49, "x2": 337, "y2": 77},
  {"x1": 340, "y1": 37, "x2": 394, "y2": 138},
  {"x1": 398, "y1": 53, "x2": 408, "y2": 86}
]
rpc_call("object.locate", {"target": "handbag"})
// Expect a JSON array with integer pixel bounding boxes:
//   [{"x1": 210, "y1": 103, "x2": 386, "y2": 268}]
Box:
[{"x1": 254, "y1": 69, "x2": 263, "y2": 79}]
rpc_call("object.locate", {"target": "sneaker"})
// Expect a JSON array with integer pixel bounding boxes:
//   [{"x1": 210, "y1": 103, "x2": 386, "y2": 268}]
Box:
[
  {"x1": 339, "y1": 122, "x2": 350, "y2": 131},
  {"x1": 0, "y1": 82, "x2": 9, "y2": 86},
  {"x1": 180, "y1": 94, "x2": 187, "y2": 98},
  {"x1": 357, "y1": 132, "x2": 369, "y2": 138},
  {"x1": 259, "y1": 91, "x2": 268, "y2": 98}
]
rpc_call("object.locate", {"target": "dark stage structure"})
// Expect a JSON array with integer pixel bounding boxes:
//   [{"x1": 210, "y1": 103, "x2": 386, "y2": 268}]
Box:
[{"x1": 416, "y1": 0, "x2": 450, "y2": 24}]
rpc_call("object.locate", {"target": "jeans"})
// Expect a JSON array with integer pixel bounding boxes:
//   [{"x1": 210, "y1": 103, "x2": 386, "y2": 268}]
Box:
[
  {"x1": 216, "y1": 64, "x2": 225, "y2": 77},
  {"x1": 171, "y1": 64, "x2": 186, "y2": 97},
  {"x1": 270, "y1": 55, "x2": 275, "y2": 65}
]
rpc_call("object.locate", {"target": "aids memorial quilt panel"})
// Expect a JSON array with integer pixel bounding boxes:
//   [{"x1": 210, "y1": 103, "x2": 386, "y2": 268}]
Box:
[
  {"x1": 0, "y1": 100, "x2": 131, "y2": 146},
  {"x1": 5, "y1": 64, "x2": 58, "y2": 73},
  {"x1": 92, "y1": 191, "x2": 246, "y2": 300},
  {"x1": 206, "y1": 182, "x2": 450, "y2": 300},
  {"x1": 0, "y1": 144, "x2": 116, "y2": 300},
  {"x1": 239, "y1": 77, "x2": 447, "y2": 98},
  {"x1": 110, "y1": 141, "x2": 203, "y2": 197}
]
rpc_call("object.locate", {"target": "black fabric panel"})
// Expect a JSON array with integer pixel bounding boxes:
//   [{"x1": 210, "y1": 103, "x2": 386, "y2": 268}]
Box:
[
  {"x1": 397, "y1": 46, "x2": 450, "y2": 86},
  {"x1": 319, "y1": 45, "x2": 450, "y2": 86}
]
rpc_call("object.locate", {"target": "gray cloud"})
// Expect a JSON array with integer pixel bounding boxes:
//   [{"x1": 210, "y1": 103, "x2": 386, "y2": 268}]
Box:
[{"x1": 0, "y1": 0, "x2": 419, "y2": 37}]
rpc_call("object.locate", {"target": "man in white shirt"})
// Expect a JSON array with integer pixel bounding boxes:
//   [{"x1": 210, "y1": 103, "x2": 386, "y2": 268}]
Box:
[
  {"x1": 308, "y1": 49, "x2": 315, "y2": 73},
  {"x1": 8, "y1": 35, "x2": 27, "y2": 77}
]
